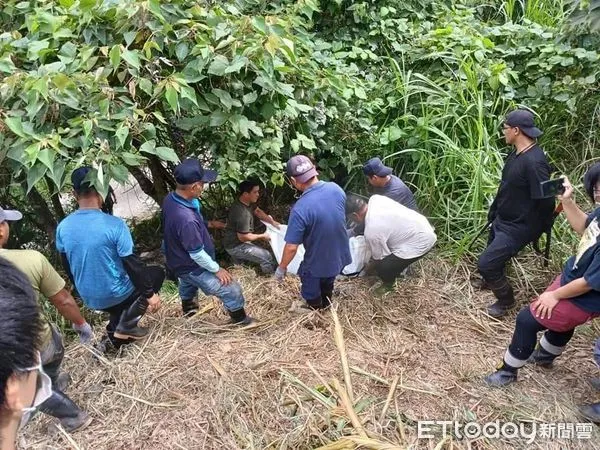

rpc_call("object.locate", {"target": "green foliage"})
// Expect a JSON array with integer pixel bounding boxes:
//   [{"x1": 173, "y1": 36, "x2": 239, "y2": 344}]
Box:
[{"x1": 0, "y1": 0, "x2": 366, "y2": 199}]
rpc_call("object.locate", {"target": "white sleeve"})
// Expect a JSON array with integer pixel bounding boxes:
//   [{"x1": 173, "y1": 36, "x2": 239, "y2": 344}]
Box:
[{"x1": 366, "y1": 228, "x2": 391, "y2": 261}]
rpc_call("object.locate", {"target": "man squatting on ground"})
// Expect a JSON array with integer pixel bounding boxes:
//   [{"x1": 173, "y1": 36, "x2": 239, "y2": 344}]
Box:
[
  {"x1": 477, "y1": 109, "x2": 555, "y2": 318},
  {"x1": 362, "y1": 157, "x2": 418, "y2": 211},
  {"x1": 162, "y1": 159, "x2": 254, "y2": 324},
  {"x1": 0, "y1": 208, "x2": 92, "y2": 432},
  {"x1": 57, "y1": 167, "x2": 165, "y2": 353},
  {"x1": 485, "y1": 163, "x2": 600, "y2": 421},
  {"x1": 223, "y1": 180, "x2": 280, "y2": 274},
  {"x1": 345, "y1": 195, "x2": 437, "y2": 289},
  {"x1": 0, "y1": 257, "x2": 48, "y2": 450},
  {"x1": 275, "y1": 155, "x2": 351, "y2": 310}
]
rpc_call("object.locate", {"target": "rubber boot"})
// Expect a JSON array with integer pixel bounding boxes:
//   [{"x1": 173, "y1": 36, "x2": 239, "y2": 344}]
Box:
[
  {"x1": 578, "y1": 402, "x2": 600, "y2": 423},
  {"x1": 114, "y1": 296, "x2": 149, "y2": 340},
  {"x1": 95, "y1": 332, "x2": 135, "y2": 357},
  {"x1": 38, "y1": 391, "x2": 93, "y2": 432},
  {"x1": 528, "y1": 346, "x2": 558, "y2": 368},
  {"x1": 306, "y1": 297, "x2": 324, "y2": 310},
  {"x1": 182, "y1": 299, "x2": 199, "y2": 318},
  {"x1": 228, "y1": 308, "x2": 255, "y2": 326},
  {"x1": 321, "y1": 291, "x2": 333, "y2": 309},
  {"x1": 485, "y1": 369, "x2": 518, "y2": 387},
  {"x1": 487, "y1": 279, "x2": 516, "y2": 318}
]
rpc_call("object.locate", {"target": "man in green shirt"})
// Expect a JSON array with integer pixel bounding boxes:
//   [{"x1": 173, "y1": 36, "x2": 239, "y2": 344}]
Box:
[
  {"x1": 0, "y1": 207, "x2": 93, "y2": 432},
  {"x1": 223, "y1": 180, "x2": 280, "y2": 274}
]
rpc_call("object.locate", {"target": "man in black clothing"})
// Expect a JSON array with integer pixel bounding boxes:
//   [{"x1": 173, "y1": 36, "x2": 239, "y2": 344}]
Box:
[{"x1": 478, "y1": 109, "x2": 555, "y2": 318}]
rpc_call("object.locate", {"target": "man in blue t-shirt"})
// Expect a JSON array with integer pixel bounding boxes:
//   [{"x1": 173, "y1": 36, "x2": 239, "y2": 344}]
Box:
[
  {"x1": 275, "y1": 155, "x2": 351, "y2": 310},
  {"x1": 363, "y1": 157, "x2": 418, "y2": 211},
  {"x1": 485, "y1": 164, "x2": 600, "y2": 411},
  {"x1": 56, "y1": 167, "x2": 165, "y2": 353},
  {"x1": 162, "y1": 159, "x2": 253, "y2": 324}
]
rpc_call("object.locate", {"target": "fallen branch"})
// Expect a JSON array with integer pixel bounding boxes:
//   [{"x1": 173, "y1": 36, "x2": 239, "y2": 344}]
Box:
[
  {"x1": 112, "y1": 391, "x2": 180, "y2": 408},
  {"x1": 332, "y1": 378, "x2": 368, "y2": 438},
  {"x1": 331, "y1": 306, "x2": 354, "y2": 402},
  {"x1": 379, "y1": 375, "x2": 400, "y2": 422}
]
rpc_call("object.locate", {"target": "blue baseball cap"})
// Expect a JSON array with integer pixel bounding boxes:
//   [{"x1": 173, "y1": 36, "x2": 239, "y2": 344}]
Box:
[
  {"x1": 71, "y1": 166, "x2": 94, "y2": 193},
  {"x1": 174, "y1": 159, "x2": 217, "y2": 185},
  {"x1": 363, "y1": 157, "x2": 393, "y2": 177}
]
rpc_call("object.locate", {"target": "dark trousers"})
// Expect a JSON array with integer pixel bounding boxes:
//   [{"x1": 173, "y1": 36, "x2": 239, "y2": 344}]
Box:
[
  {"x1": 477, "y1": 222, "x2": 537, "y2": 303},
  {"x1": 300, "y1": 274, "x2": 335, "y2": 309},
  {"x1": 508, "y1": 307, "x2": 574, "y2": 362},
  {"x1": 39, "y1": 325, "x2": 84, "y2": 420},
  {"x1": 41, "y1": 325, "x2": 65, "y2": 385},
  {"x1": 374, "y1": 254, "x2": 421, "y2": 285},
  {"x1": 102, "y1": 265, "x2": 165, "y2": 335}
]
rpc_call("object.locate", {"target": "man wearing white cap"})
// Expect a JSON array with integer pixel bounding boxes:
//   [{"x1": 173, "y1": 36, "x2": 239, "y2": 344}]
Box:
[
  {"x1": 275, "y1": 155, "x2": 351, "y2": 310},
  {"x1": 0, "y1": 207, "x2": 92, "y2": 432}
]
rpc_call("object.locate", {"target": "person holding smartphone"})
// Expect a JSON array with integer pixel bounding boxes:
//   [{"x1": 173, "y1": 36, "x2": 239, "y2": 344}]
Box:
[
  {"x1": 476, "y1": 109, "x2": 555, "y2": 317},
  {"x1": 485, "y1": 164, "x2": 600, "y2": 403}
]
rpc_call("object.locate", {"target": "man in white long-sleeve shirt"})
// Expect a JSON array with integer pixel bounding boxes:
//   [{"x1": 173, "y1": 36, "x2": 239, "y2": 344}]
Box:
[{"x1": 346, "y1": 195, "x2": 436, "y2": 288}]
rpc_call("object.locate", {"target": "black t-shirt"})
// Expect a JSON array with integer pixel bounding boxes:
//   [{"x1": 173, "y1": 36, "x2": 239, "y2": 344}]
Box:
[
  {"x1": 223, "y1": 200, "x2": 257, "y2": 249},
  {"x1": 492, "y1": 145, "x2": 555, "y2": 236}
]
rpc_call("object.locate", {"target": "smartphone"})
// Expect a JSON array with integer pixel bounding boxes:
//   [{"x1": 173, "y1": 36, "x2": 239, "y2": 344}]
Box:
[{"x1": 540, "y1": 178, "x2": 565, "y2": 198}]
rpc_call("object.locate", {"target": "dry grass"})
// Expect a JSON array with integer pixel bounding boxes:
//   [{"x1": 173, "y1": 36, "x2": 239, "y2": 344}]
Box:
[{"x1": 20, "y1": 257, "x2": 600, "y2": 450}]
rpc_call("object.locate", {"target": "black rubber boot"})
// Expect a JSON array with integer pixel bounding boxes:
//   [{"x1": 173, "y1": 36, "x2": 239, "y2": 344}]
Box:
[
  {"x1": 484, "y1": 369, "x2": 518, "y2": 387},
  {"x1": 182, "y1": 299, "x2": 199, "y2": 318},
  {"x1": 228, "y1": 308, "x2": 255, "y2": 326},
  {"x1": 95, "y1": 332, "x2": 135, "y2": 356},
  {"x1": 306, "y1": 297, "x2": 324, "y2": 310},
  {"x1": 528, "y1": 346, "x2": 558, "y2": 368},
  {"x1": 39, "y1": 391, "x2": 93, "y2": 432},
  {"x1": 321, "y1": 291, "x2": 333, "y2": 309},
  {"x1": 578, "y1": 402, "x2": 600, "y2": 423},
  {"x1": 487, "y1": 279, "x2": 516, "y2": 318},
  {"x1": 114, "y1": 296, "x2": 149, "y2": 340}
]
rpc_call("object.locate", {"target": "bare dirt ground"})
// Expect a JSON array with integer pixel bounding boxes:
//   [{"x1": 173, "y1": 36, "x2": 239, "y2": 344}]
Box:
[{"x1": 20, "y1": 258, "x2": 600, "y2": 450}]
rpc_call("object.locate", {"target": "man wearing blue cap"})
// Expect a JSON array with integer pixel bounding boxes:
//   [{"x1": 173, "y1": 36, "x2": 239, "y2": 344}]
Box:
[
  {"x1": 56, "y1": 167, "x2": 165, "y2": 353},
  {"x1": 362, "y1": 157, "x2": 418, "y2": 211},
  {"x1": 275, "y1": 155, "x2": 351, "y2": 311},
  {"x1": 477, "y1": 109, "x2": 555, "y2": 317},
  {"x1": 162, "y1": 159, "x2": 253, "y2": 324}
]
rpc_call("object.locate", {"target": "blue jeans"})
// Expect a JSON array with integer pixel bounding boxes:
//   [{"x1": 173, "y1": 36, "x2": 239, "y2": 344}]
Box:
[
  {"x1": 226, "y1": 243, "x2": 276, "y2": 274},
  {"x1": 178, "y1": 270, "x2": 245, "y2": 312},
  {"x1": 594, "y1": 338, "x2": 600, "y2": 368}
]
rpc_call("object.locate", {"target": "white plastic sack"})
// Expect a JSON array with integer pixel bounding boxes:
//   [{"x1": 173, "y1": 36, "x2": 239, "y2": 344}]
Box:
[
  {"x1": 263, "y1": 221, "x2": 370, "y2": 277},
  {"x1": 341, "y1": 235, "x2": 371, "y2": 276},
  {"x1": 263, "y1": 222, "x2": 305, "y2": 275}
]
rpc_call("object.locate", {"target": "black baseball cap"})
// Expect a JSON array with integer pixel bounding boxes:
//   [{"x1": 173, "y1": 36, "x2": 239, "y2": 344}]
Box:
[
  {"x1": 174, "y1": 159, "x2": 217, "y2": 185},
  {"x1": 504, "y1": 109, "x2": 543, "y2": 138},
  {"x1": 363, "y1": 157, "x2": 393, "y2": 177}
]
